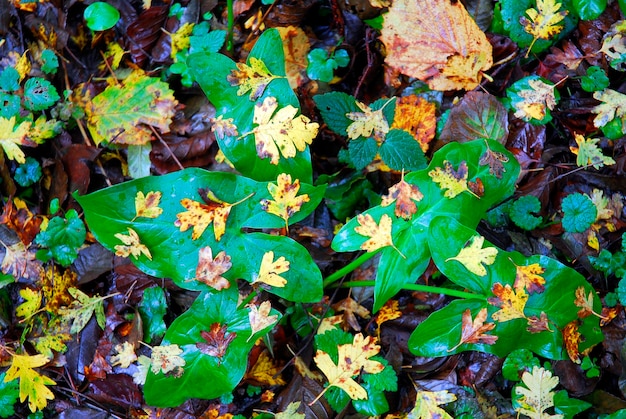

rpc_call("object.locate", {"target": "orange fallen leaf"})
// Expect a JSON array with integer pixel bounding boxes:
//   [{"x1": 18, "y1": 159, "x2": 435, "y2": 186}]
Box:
[
  {"x1": 513, "y1": 262, "x2": 546, "y2": 294},
  {"x1": 449, "y1": 308, "x2": 497, "y2": 352},
  {"x1": 574, "y1": 286, "x2": 605, "y2": 320},
  {"x1": 381, "y1": 171, "x2": 424, "y2": 220},
  {"x1": 194, "y1": 246, "x2": 232, "y2": 291},
  {"x1": 562, "y1": 320, "x2": 582, "y2": 363},
  {"x1": 380, "y1": 0, "x2": 492, "y2": 91},
  {"x1": 391, "y1": 95, "x2": 436, "y2": 152},
  {"x1": 488, "y1": 283, "x2": 528, "y2": 322}
]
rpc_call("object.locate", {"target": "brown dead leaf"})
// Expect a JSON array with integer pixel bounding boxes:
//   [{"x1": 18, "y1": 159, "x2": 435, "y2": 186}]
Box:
[
  {"x1": 381, "y1": 171, "x2": 424, "y2": 220},
  {"x1": 332, "y1": 297, "x2": 371, "y2": 331},
  {"x1": 380, "y1": 0, "x2": 493, "y2": 91},
  {"x1": 390, "y1": 95, "x2": 436, "y2": 152},
  {"x1": 194, "y1": 246, "x2": 232, "y2": 291},
  {"x1": 449, "y1": 308, "x2": 497, "y2": 352},
  {"x1": 196, "y1": 323, "x2": 237, "y2": 363}
]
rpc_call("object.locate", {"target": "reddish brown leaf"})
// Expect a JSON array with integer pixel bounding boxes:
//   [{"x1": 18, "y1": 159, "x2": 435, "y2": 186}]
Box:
[
  {"x1": 449, "y1": 308, "x2": 497, "y2": 352},
  {"x1": 196, "y1": 323, "x2": 237, "y2": 363},
  {"x1": 526, "y1": 312, "x2": 552, "y2": 333}
]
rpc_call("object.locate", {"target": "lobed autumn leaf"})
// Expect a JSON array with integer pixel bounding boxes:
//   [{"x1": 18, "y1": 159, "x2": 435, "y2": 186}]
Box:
[
  {"x1": 592, "y1": 89, "x2": 626, "y2": 129},
  {"x1": 227, "y1": 57, "x2": 282, "y2": 100},
  {"x1": 446, "y1": 235, "x2": 497, "y2": 276},
  {"x1": 429, "y1": 160, "x2": 475, "y2": 199},
  {"x1": 150, "y1": 344, "x2": 186, "y2": 375},
  {"x1": 134, "y1": 191, "x2": 163, "y2": 220},
  {"x1": 488, "y1": 283, "x2": 528, "y2": 322},
  {"x1": 479, "y1": 140, "x2": 510, "y2": 179},
  {"x1": 521, "y1": 0, "x2": 568, "y2": 56},
  {"x1": 4, "y1": 353, "x2": 55, "y2": 413},
  {"x1": 409, "y1": 390, "x2": 457, "y2": 419},
  {"x1": 391, "y1": 95, "x2": 436, "y2": 153},
  {"x1": 569, "y1": 133, "x2": 615, "y2": 169},
  {"x1": 449, "y1": 308, "x2": 497, "y2": 352},
  {"x1": 381, "y1": 172, "x2": 424, "y2": 220},
  {"x1": 248, "y1": 301, "x2": 279, "y2": 340},
  {"x1": 512, "y1": 78, "x2": 558, "y2": 122},
  {"x1": 196, "y1": 323, "x2": 236, "y2": 362},
  {"x1": 514, "y1": 366, "x2": 562, "y2": 419},
  {"x1": 193, "y1": 246, "x2": 232, "y2": 291},
  {"x1": 0, "y1": 116, "x2": 35, "y2": 164},
  {"x1": 245, "y1": 350, "x2": 286, "y2": 386},
  {"x1": 345, "y1": 99, "x2": 391, "y2": 142},
  {"x1": 253, "y1": 251, "x2": 290, "y2": 287},
  {"x1": 260, "y1": 173, "x2": 310, "y2": 230},
  {"x1": 114, "y1": 227, "x2": 152, "y2": 260},
  {"x1": 354, "y1": 213, "x2": 403, "y2": 256},
  {"x1": 513, "y1": 262, "x2": 546, "y2": 294}
]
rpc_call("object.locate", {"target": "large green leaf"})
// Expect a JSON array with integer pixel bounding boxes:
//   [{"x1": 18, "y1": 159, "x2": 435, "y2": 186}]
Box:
[
  {"x1": 143, "y1": 287, "x2": 281, "y2": 406},
  {"x1": 187, "y1": 29, "x2": 312, "y2": 182},
  {"x1": 408, "y1": 216, "x2": 604, "y2": 360},
  {"x1": 332, "y1": 139, "x2": 520, "y2": 311},
  {"x1": 75, "y1": 168, "x2": 325, "y2": 303}
]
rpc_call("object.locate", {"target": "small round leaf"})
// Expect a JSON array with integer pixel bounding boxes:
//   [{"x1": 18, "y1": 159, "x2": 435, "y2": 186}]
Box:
[
  {"x1": 84, "y1": 2, "x2": 120, "y2": 31},
  {"x1": 561, "y1": 193, "x2": 596, "y2": 233}
]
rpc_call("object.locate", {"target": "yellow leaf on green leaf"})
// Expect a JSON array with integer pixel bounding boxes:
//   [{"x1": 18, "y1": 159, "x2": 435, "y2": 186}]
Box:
[
  {"x1": 446, "y1": 235, "x2": 497, "y2": 276},
  {"x1": 346, "y1": 99, "x2": 391, "y2": 142},
  {"x1": 569, "y1": 133, "x2": 615, "y2": 169},
  {"x1": 227, "y1": 57, "x2": 282, "y2": 100},
  {"x1": 253, "y1": 251, "x2": 289, "y2": 287},
  {"x1": 488, "y1": 283, "x2": 529, "y2": 322},
  {"x1": 521, "y1": 0, "x2": 568, "y2": 56},
  {"x1": 408, "y1": 390, "x2": 457, "y2": 419},
  {"x1": 134, "y1": 191, "x2": 163, "y2": 219},
  {"x1": 0, "y1": 116, "x2": 34, "y2": 164},
  {"x1": 114, "y1": 227, "x2": 152, "y2": 260},
  {"x1": 261, "y1": 173, "x2": 310, "y2": 230},
  {"x1": 16, "y1": 287, "x2": 42, "y2": 320},
  {"x1": 512, "y1": 78, "x2": 557, "y2": 121},
  {"x1": 4, "y1": 353, "x2": 55, "y2": 413}
]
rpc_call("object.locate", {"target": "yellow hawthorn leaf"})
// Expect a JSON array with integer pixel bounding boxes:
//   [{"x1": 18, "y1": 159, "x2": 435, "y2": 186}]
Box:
[
  {"x1": 276, "y1": 26, "x2": 310, "y2": 90},
  {"x1": 589, "y1": 189, "x2": 613, "y2": 221},
  {"x1": 380, "y1": 0, "x2": 492, "y2": 91},
  {"x1": 346, "y1": 99, "x2": 391, "y2": 142},
  {"x1": 390, "y1": 95, "x2": 436, "y2": 152},
  {"x1": 253, "y1": 251, "x2": 289, "y2": 287},
  {"x1": 488, "y1": 283, "x2": 529, "y2": 322},
  {"x1": 14, "y1": 50, "x2": 31, "y2": 81},
  {"x1": 4, "y1": 353, "x2": 55, "y2": 413},
  {"x1": 521, "y1": 0, "x2": 568, "y2": 56},
  {"x1": 194, "y1": 246, "x2": 232, "y2": 291},
  {"x1": 313, "y1": 333, "x2": 384, "y2": 401},
  {"x1": 381, "y1": 171, "x2": 424, "y2": 220},
  {"x1": 114, "y1": 227, "x2": 152, "y2": 260},
  {"x1": 317, "y1": 314, "x2": 344, "y2": 335},
  {"x1": 111, "y1": 342, "x2": 137, "y2": 368},
  {"x1": 175, "y1": 189, "x2": 251, "y2": 241},
  {"x1": 42, "y1": 267, "x2": 76, "y2": 314},
  {"x1": 16, "y1": 287, "x2": 42, "y2": 319},
  {"x1": 227, "y1": 57, "x2": 282, "y2": 100},
  {"x1": 170, "y1": 22, "x2": 194, "y2": 59},
  {"x1": 409, "y1": 390, "x2": 457, "y2": 419},
  {"x1": 151, "y1": 344, "x2": 186, "y2": 376},
  {"x1": 569, "y1": 133, "x2": 615, "y2": 169},
  {"x1": 449, "y1": 308, "x2": 498, "y2": 352},
  {"x1": 354, "y1": 213, "x2": 398, "y2": 254},
  {"x1": 0, "y1": 116, "x2": 34, "y2": 164},
  {"x1": 210, "y1": 115, "x2": 239, "y2": 140},
  {"x1": 375, "y1": 300, "x2": 402, "y2": 326},
  {"x1": 244, "y1": 96, "x2": 318, "y2": 165},
  {"x1": 513, "y1": 78, "x2": 557, "y2": 121},
  {"x1": 260, "y1": 173, "x2": 310, "y2": 230},
  {"x1": 84, "y1": 69, "x2": 177, "y2": 146},
  {"x1": 245, "y1": 350, "x2": 287, "y2": 386},
  {"x1": 428, "y1": 160, "x2": 475, "y2": 199},
  {"x1": 446, "y1": 235, "x2": 497, "y2": 276},
  {"x1": 134, "y1": 191, "x2": 163, "y2": 219},
  {"x1": 514, "y1": 366, "x2": 560, "y2": 418},
  {"x1": 601, "y1": 32, "x2": 626, "y2": 62},
  {"x1": 562, "y1": 320, "x2": 582, "y2": 363},
  {"x1": 513, "y1": 263, "x2": 546, "y2": 294},
  {"x1": 98, "y1": 42, "x2": 126, "y2": 71},
  {"x1": 592, "y1": 89, "x2": 626, "y2": 129},
  {"x1": 275, "y1": 401, "x2": 306, "y2": 419},
  {"x1": 248, "y1": 301, "x2": 279, "y2": 341}
]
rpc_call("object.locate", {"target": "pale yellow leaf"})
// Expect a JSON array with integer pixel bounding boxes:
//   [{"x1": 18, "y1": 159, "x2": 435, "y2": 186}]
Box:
[
  {"x1": 446, "y1": 235, "x2": 497, "y2": 276},
  {"x1": 253, "y1": 251, "x2": 289, "y2": 287}
]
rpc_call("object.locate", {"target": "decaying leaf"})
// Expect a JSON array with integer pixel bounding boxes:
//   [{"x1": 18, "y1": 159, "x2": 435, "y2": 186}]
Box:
[
  {"x1": 375, "y1": 300, "x2": 402, "y2": 329},
  {"x1": 210, "y1": 115, "x2": 239, "y2": 140},
  {"x1": 4, "y1": 353, "x2": 55, "y2": 413},
  {"x1": 253, "y1": 251, "x2": 289, "y2": 287},
  {"x1": 429, "y1": 160, "x2": 476, "y2": 199},
  {"x1": 276, "y1": 26, "x2": 310, "y2": 90},
  {"x1": 391, "y1": 95, "x2": 436, "y2": 152},
  {"x1": 354, "y1": 213, "x2": 403, "y2": 256},
  {"x1": 150, "y1": 344, "x2": 186, "y2": 375},
  {"x1": 260, "y1": 173, "x2": 310, "y2": 230},
  {"x1": 380, "y1": 0, "x2": 492, "y2": 91},
  {"x1": 446, "y1": 235, "x2": 497, "y2": 276},
  {"x1": 381, "y1": 171, "x2": 424, "y2": 220},
  {"x1": 479, "y1": 140, "x2": 509, "y2": 179},
  {"x1": 1, "y1": 241, "x2": 43, "y2": 280},
  {"x1": 16, "y1": 287, "x2": 42, "y2": 320},
  {"x1": 592, "y1": 89, "x2": 626, "y2": 129},
  {"x1": 346, "y1": 99, "x2": 392, "y2": 142},
  {"x1": 245, "y1": 350, "x2": 286, "y2": 386},
  {"x1": 84, "y1": 70, "x2": 177, "y2": 146},
  {"x1": 194, "y1": 246, "x2": 232, "y2": 291},
  {"x1": 569, "y1": 133, "x2": 615, "y2": 169},
  {"x1": 42, "y1": 267, "x2": 76, "y2": 314},
  {"x1": 134, "y1": 191, "x2": 163, "y2": 219},
  {"x1": 526, "y1": 312, "x2": 552, "y2": 333},
  {"x1": 196, "y1": 323, "x2": 237, "y2": 363},
  {"x1": 248, "y1": 300, "x2": 278, "y2": 341},
  {"x1": 409, "y1": 390, "x2": 457, "y2": 419},
  {"x1": 332, "y1": 296, "x2": 371, "y2": 332},
  {"x1": 227, "y1": 57, "x2": 282, "y2": 100},
  {"x1": 488, "y1": 283, "x2": 529, "y2": 322},
  {"x1": 242, "y1": 96, "x2": 318, "y2": 165},
  {"x1": 574, "y1": 286, "x2": 604, "y2": 319},
  {"x1": 562, "y1": 320, "x2": 582, "y2": 363},
  {"x1": 58, "y1": 287, "x2": 106, "y2": 334},
  {"x1": 0, "y1": 116, "x2": 35, "y2": 164},
  {"x1": 312, "y1": 333, "x2": 384, "y2": 401},
  {"x1": 520, "y1": 0, "x2": 568, "y2": 56},
  {"x1": 449, "y1": 308, "x2": 498, "y2": 352},
  {"x1": 514, "y1": 366, "x2": 562, "y2": 419},
  {"x1": 114, "y1": 227, "x2": 152, "y2": 260},
  {"x1": 512, "y1": 78, "x2": 557, "y2": 121},
  {"x1": 110, "y1": 342, "x2": 137, "y2": 368},
  {"x1": 513, "y1": 262, "x2": 546, "y2": 294}
]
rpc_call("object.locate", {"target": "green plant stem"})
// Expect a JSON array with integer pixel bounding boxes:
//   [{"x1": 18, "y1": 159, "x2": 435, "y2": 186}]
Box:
[
  {"x1": 336, "y1": 280, "x2": 485, "y2": 300},
  {"x1": 238, "y1": 289, "x2": 257, "y2": 309},
  {"x1": 226, "y1": 0, "x2": 234, "y2": 52},
  {"x1": 322, "y1": 251, "x2": 378, "y2": 288}
]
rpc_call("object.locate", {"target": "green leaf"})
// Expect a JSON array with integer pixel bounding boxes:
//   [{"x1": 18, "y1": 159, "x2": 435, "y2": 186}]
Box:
[
  {"x1": 561, "y1": 193, "x2": 597, "y2": 233},
  {"x1": 348, "y1": 137, "x2": 378, "y2": 170},
  {"x1": 553, "y1": 389, "x2": 592, "y2": 417},
  {"x1": 75, "y1": 168, "x2": 324, "y2": 302},
  {"x1": 617, "y1": 277, "x2": 626, "y2": 306},
  {"x1": 0, "y1": 67, "x2": 19, "y2": 92},
  {"x1": 127, "y1": 143, "x2": 152, "y2": 179},
  {"x1": 379, "y1": 129, "x2": 426, "y2": 171},
  {"x1": 23, "y1": 78, "x2": 60, "y2": 111},
  {"x1": 143, "y1": 286, "x2": 281, "y2": 406},
  {"x1": 573, "y1": 0, "x2": 606, "y2": 20},
  {"x1": 509, "y1": 195, "x2": 542, "y2": 230},
  {"x1": 0, "y1": 372, "x2": 19, "y2": 418},
  {"x1": 84, "y1": 2, "x2": 120, "y2": 31},
  {"x1": 35, "y1": 210, "x2": 86, "y2": 267},
  {"x1": 581, "y1": 66, "x2": 610, "y2": 92},
  {"x1": 14, "y1": 157, "x2": 42, "y2": 187},
  {"x1": 306, "y1": 48, "x2": 349, "y2": 83},
  {"x1": 40, "y1": 49, "x2": 59, "y2": 75},
  {"x1": 410, "y1": 216, "x2": 604, "y2": 360},
  {"x1": 313, "y1": 91, "x2": 360, "y2": 137},
  {"x1": 0, "y1": 93, "x2": 20, "y2": 119},
  {"x1": 332, "y1": 139, "x2": 520, "y2": 312},
  {"x1": 139, "y1": 287, "x2": 167, "y2": 344},
  {"x1": 502, "y1": 348, "x2": 540, "y2": 381}
]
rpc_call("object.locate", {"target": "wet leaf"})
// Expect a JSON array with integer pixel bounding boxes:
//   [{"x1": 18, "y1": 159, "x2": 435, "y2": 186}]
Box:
[
  {"x1": 4, "y1": 353, "x2": 55, "y2": 413},
  {"x1": 245, "y1": 350, "x2": 286, "y2": 386},
  {"x1": 562, "y1": 321, "x2": 582, "y2": 363},
  {"x1": 253, "y1": 251, "x2": 290, "y2": 287},
  {"x1": 569, "y1": 133, "x2": 615, "y2": 169},
  {"x1": 227, "y1": 58, "x2": 282, "y2": 100},
  {"x1": 194, "y1": 246, "x2": 232, "y2": 291},
  {"x1": 247, "y1": 301, "x2": 278, "y2": 340},
  {"x1": 58, "y1": 287, "x2": 106, "y2": 334},
  {"x1": 479, "y1": 140, "x2": 510, "y2": 179},
  {"x1": 446, "y1": 235, "x2": 498, "y2": 276},
  {"x1": 196, "y1": 323, "x2": 236, "y2": 363},
  {"x1": 514, "y1": 263, "x2": 546, "y2": 294},
  {"x1": 134, "y1": 191, "x2": 163, "y2": 219},
  {"x1": 111, "y1": 342, "x2": 137, "y2": 368},
  {"x1": 489, "y1": 283, "x2": 529, "y2": 322},
  {"x1": 592, "y1": 88, "x2": 626, "y2": 129},
  {"x1": 380, "y1": 0, "x2": 492, "y2": 90},
  {"x1": 513, "y1": 366, "x2": 561, "y2": 419},
  {"x1": 381, "y1": 172, "x2": 424, "y2": 220},
  {"x1": 521, "y1": 0, "x2": 568, "y2": 55},
  {"x1": 346, "y1": 99, "x2": 392, "y2": 141},
  {"x1": 114, "y1": 227, "x2": 152, "y2": 261},
  {"x1": 408, "y1": 390, "x2": 456, "y2": 419},
  {"x1": 449, "y1": 308, "x2": 498, "y2": 352},
  {"x1": 354, "y1": 213, "x2": 396, "y2": 254},
  {"x1": 428, "y1": 160, "x2": 473, "y2": 199},
  {"x1": 150, "y1": 344, "x2": 186, "y2": 375},
  {"x1": 391, "y1": 95, "x2": 436, "y2": 152},
  {"x1": 260, "y1": 173, "x2": 310, "y2": 230},
  {"x1": 0, "y1": 116, "x2": 33, "y2": 164}
]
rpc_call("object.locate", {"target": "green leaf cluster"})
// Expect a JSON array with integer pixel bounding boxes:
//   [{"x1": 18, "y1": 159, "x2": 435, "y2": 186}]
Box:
[
  {"x1": 35, "y1": 209, "x2": 86, "y2": 267},
  {"x1": 306, "y1": 48, "x2": 350, "y2": 83},
  {"x1": 561, "y1": 192, "x2": 597, "y2": 233}
]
